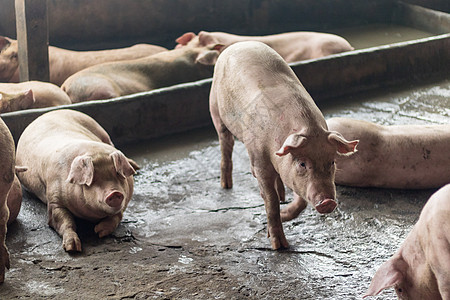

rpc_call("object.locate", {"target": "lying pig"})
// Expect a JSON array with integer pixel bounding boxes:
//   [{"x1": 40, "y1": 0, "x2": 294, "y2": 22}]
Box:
[
  {"x1": 16, "y1": 109, "x2": 139, "y2": 252},
  {"x1": 326, "y1": 117, "x2": 450, "y2": 189},
  {"x1": 0, "y1": 36, "x2": 167, "y2": 86},
  {"x1": 0, "y1": 81, "x2": 71, "y2": 113},
  {"x1": 209, "y1": 41, "x2": 358, "y2": 249},
  {"x1": 0, "y1": 117, "x2": 16, "y2": 282},
  {"x1": 175, "y1": 30, "x2": 354, "y2": 62},
  {"x1": 364, "y1": 183, "x2": 450, "y2": 299},
  {"x1": 61, "y1": 43, "x2": 224, "y2": 103}
]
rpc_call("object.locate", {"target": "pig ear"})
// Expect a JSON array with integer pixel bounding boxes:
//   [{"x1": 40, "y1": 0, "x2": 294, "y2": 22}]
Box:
[
  {"x1": 195, "y1": 44, "x2": 224, "y2": 66},
  {"x1": 0, "y1": 36, "x2": 11, "y2": 51},
  {"x1": 198, "y1": 31, "x2": 218, "y2": 46},
  {"x1": 364, "y1": 258, "x2": 406, "y2": 298},
  {"x1": 15, "y1": 166, "x2": 28, "y2": 173},
  {"x1": 175, "y1": 32, "x2": 196, "y2": 45},
  {"x1": 110, "y1": 151, "x2": 136, "y2": 178},
  {"x1": 328, "y1": 132, "x2": 358, "y2": 156},
  {"x1": 19, "y1": 89, "x2": 35, "y2": 109},
  {"x1": 276, "y1": 133, "x2": 307, "y2": 156},
  {"x1": 66, "y1": 155, "x2": 94, "y2": 186}
]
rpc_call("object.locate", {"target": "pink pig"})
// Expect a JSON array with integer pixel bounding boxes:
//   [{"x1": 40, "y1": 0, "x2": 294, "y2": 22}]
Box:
[
  {"x1": 0, "y1": 36, "x2": 167, "y2": 86},
  {"x1": 16, "y1": 109, "x2": 139, "y2": 252},
  {"x1": 327, "y1": 117, "x2": 450, "y2": 189},
  {"x1": 0, "y1": 117, "x2": 15, "y2": 282},
  {"x1": 61, "y1": 43, "x2": 224, "y2": 103},
  {"x1": 175, "y1": 30, "x2": 354, "y2": 62},
  {"x1": 209, "y1": 41, "x2": 358, "y2": 249},
  {"x1": 0, "y1": 81, "x2": 72, "y2": 113},
  {"x1": 364, "y1": 184, "x2": 450, "y2": 299}
]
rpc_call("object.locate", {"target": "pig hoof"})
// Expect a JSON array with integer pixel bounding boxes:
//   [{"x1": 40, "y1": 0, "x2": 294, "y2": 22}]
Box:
[
  {"x1": 221, "y1": 179, "x2": 233, "y2": 189},
  {"x1": 270, "y1": 237, "x2": 289, "y2": 250},
  {"x1": 315, "y1": 199, "x2": 337, "y2": 214},
  {"x1": 63, "y1": 235, "x2": 82, "y2": 252}
]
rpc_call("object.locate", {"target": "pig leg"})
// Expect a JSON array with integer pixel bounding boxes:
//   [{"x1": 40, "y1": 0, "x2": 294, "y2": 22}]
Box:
[
  {"x1": 280, "y1": 193, "x2": 308, "y2": 222},
  {"x1": 254, "y1": 167, "x2": 289, "y2": 250},
  {"x1": 48, "y1": 203, "x2": 81, "y2": 252},
  {"x1": 275, "y1": 176, "x2": 285, "y2": 202},
  {"x1": 94, "y1": 213, "x2": 123, "y2": 238},
  {"x1": 215, "y1": 124, "x2": 234, "y2": 189},
  {"x1": 0, "y1": 192, "x2": 11, "y2": 283}
]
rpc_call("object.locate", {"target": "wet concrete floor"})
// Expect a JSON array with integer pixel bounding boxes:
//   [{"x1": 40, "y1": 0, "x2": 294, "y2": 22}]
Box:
[{"x1": 0, "y1": 26, "x2": 448, "y2": 299}]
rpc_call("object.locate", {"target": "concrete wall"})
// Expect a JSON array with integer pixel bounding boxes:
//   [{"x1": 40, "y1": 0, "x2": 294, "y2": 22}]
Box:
[{"x1": 0, "y1": 0, "x2": 393, "y2": 49}]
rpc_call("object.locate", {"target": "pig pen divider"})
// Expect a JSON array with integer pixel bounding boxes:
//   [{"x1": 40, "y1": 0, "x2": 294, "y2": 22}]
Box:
[{"x1": 2, "y1": 33, "x2": 450, "y2": 147}]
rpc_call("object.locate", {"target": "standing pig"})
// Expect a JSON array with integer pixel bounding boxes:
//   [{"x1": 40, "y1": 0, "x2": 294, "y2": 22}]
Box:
[
  {"x1": 61, "y1": 43, "x2": 224, "y2": 103},
  {"x1": 0, "y1": 117, "x2": 16, "y2": 282},
  {"x1": 0, "y1": 81, "x2": 71, "y2": 113},
  {"x1": 175, "y1": 30, "x2": 354, "y2": 62},
  {"x1": 209, "y1": 41, "x2": 358, "y2": 249},
  {"x1": 326, "y1": 117, "x2": 450, "y2": 189},
  {"x1": 16, "y1": 109, "x2": 139, "y2": 252},
  {"x1": 364, "y1": 184, "x2": 450, "y2": 299},
  {"x1": 0, "y1": 36, "x2": 167, "y2": 86}
]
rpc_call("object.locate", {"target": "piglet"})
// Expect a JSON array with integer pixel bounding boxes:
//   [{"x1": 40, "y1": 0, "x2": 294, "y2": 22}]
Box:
[
  {"x1": 209, "y1": 41, "x2": 358, "y2": 249},
  {"x1": 16, "y1": 109, "x2": 139, "y2": 252},
  {"x1": 327, "y1": 117, "x2": 450, "y2": 189},
  {"x1": 364, "y1": 183, "x2": 450, "y2": 299}
]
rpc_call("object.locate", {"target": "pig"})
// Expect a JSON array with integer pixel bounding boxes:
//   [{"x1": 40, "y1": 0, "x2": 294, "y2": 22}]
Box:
[
  {"x1": 16, "y1": 109, "x2": 139, "y2": 252},
  {"x1": 175, "y1": 30, "x2": 354, "y2": 62},
  {"x1": 61, "y1": 43, "x2": 224, "y2": 103},
  {"x1": 326, "y1": 117, "x2": 450, "y2": 189},
  {"x1": 0, "y1": 36, "x2": 167, "y2": 86},
  {"x1": 0, "y1": 116, "x2": 16, "y2": 282},
  {"x1": 209, "y1": 41, "x2": 358, "y2": 250},
  {"x1": 0, "y1": 81, "x2": 71, "y2": 113},
  {"x1": 364, "y1": 183, "x2": 450, "y2": 299}
]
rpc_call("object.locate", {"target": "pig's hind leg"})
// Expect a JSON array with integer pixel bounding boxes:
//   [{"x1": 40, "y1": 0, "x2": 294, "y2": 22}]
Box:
[
  {"x1": 211, "y1": 109, "x2": 234, "y2": 189},
  {"x1": 0, "y1": 187, "x2": 11, "y2": 283},
  {"x1": 48, "y1": 203, "x2": 82, "y2": 252}
]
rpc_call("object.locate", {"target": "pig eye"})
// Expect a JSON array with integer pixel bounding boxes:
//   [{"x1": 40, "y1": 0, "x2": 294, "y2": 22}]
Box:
[{"x1": 300, "y1": 162, "x2": 306, "y2": 168}]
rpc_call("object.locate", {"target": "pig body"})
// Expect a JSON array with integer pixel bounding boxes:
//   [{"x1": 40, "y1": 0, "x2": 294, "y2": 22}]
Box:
[
  {"x1": 0, "y1": 36, "x2": 167, "y2": 86},
  {"x1": 0, "y1": 117, "x2": 15, "y2": 282},
  {"x1": 365, "y1": 184, "x2": 450, "y2": 299},
  {"x1": 176, "y1": 31, "x2": 354, "y2": 62},
  {"x1": 16, "y1": 109, "x2": 138, "y2": 252},
  {"x1": 61, "y1": 44, "x2": 223, "y2": 103},
  {"x1": 327, "y1": 117, "x2": 450, "y2": 189},
  {"x1": 209, "y1": 41, "x2": 358, "y2": 249},
  {"x1": 0, "y1": 81, "x2": 71, "y2": 112}
]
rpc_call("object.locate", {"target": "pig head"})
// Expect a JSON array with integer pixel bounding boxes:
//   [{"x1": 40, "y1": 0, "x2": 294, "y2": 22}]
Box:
[
  {"x1": 0, "y1": 36, "x2": 19, "y2": 83},
  {"x1": 0, "y1": 90, "x2": 35, "y2": 113},
  {"x1": 364, "y1": 184, "x2": 450, "y2": 299},
  {"x1": 276, "y1": 130, "x2": 358, "y2": 216}
]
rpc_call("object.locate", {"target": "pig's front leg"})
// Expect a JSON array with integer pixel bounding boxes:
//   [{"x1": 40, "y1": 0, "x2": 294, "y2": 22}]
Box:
[
  {"x1": 280, "y1": 193, "x2": 308, "y2": 222},
  {"x1": 48, "y1": 203, "x2": 81, "y2": 252},
  {"x1": 255, "y1": 169, "x2": 289, "y2": 250},
  {"x1": 94, "y1": 213, "x2": 123, "y2": 238},
  {"x1": 0, "y1": 199, "x2": 10, "y2": 283}
]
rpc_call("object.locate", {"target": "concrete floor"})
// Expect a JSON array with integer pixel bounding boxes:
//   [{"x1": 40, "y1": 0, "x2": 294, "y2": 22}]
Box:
[{"x1": 1, "y1": 78, "x2": 447, "y2": 299}]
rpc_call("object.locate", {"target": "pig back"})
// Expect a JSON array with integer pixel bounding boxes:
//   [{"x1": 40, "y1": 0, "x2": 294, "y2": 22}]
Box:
[{"x1": 212, "y1": 41, "x2": 325, "y2": 141}]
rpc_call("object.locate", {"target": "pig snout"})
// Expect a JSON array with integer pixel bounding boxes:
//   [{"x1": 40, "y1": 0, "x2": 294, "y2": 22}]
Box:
[
  {"x1": 105, "y1": 191, "x2": 124, "y2": 208},
  {"x1": 315, "y1": 198, "x2": 337, "y2": 214}
]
